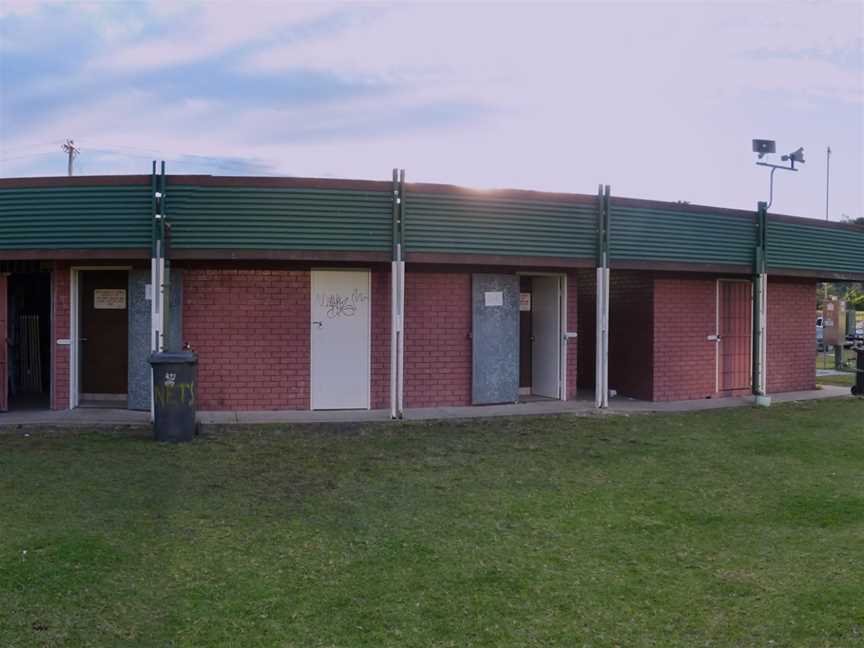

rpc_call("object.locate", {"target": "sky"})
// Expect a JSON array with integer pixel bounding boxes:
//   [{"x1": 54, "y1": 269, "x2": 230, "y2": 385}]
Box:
[{"x1": 1, "y1": 1, "x2": 862, "y2": 221}]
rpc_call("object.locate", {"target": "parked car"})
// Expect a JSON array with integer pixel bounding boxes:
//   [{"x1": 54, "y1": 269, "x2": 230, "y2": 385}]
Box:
[
  {"x1": 816, "y1": 316, "x2": 824, "y2": 350},
  {"x1": 846, "y1": 324, "x2": 864, "y2": 347}
]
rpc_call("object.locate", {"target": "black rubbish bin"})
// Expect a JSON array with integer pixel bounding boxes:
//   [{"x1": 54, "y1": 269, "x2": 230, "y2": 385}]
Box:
[
  {"x1": 149, "y1": 351, "x2": 198, "y2": 442},
  {"x1": 853, "y1": 347, "x2": 864, "y2": 397}
]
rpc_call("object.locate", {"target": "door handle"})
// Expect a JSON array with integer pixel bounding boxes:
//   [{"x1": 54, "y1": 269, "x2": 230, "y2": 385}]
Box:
[
  {"x1": 79, "y1": 338, "x2": 88, "y2": 342},
  {"x1": 311, "y1": 321, "x2": 323, "y2": 328}
]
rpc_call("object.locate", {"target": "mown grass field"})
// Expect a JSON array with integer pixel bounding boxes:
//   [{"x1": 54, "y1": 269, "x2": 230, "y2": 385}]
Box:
[
  {"x1": 1, "y1": 399, "x2": 863, "y2": 647},
  {"x1": 817, "y1": 372, "x2": 856, "y2": 388}
]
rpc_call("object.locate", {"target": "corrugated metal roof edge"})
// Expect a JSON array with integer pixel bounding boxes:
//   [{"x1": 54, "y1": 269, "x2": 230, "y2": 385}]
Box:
[{"x1": 1, "y1": 174, "x2": 861, "y2": 234}]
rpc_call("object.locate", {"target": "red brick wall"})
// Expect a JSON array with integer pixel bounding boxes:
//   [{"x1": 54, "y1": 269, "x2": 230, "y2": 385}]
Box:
[
  {"x1": 767, "y1": 278, "x2": 815, "y2": 394},
  {"x1": 404, "y1": 271, "x2": 472, "y2": 407},
  {"x1": 370, "y1": 269, "x2": 391, "y2": 409},
  {"x1": 576, "y1": 269, "x2": 596, "y2": 390},
  {"x1": 182, "y1": 266, "x2": 390, "y2": 411},
  {"x1": 652, "y1": 276, "x2": 717, "y2": 401},
  {"x1": 565, "y1": 271, "x2": 579, "y2": 399},
  {"x1": 609, "y1": 272, "x2": 654, "y2": 400},
  {"x1": 402, "y1": 269, "x2": 576, "y2": 407},
  {"x1": 0, "y1": 273, "x2": 6, "y2": 411},
  {"x1": 52, "y1": 263, "x2": 70, "y2": 410},
  {"x1": 184, "y1": 268, "x2": 311, "y2": 410}
]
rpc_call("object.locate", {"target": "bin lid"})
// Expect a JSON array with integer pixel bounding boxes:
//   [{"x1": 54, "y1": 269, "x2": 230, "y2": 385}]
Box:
[{"x1": 149, "y1": 351, "x2": 198, "y2": 364}]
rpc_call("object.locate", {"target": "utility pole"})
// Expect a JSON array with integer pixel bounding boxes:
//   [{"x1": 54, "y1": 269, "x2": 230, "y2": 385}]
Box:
[
  {"x1": 61, "y1": 139, "x2": 79, "y2": 176},
  {"x1": 825, "y1": 145, "x2": 831, "y2": 221}
]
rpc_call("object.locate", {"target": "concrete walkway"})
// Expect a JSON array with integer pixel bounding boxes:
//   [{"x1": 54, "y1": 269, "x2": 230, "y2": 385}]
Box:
[
  {"x1": 816, "y1": 368, "x2": 852, "y2": 377},
  {"x1": 0, "y1": 385, "x2": 854, "y2": 430}
]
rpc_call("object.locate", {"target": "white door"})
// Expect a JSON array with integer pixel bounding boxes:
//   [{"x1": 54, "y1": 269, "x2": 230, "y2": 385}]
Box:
[
  {"x1": 531, "y1": 276, "x2": 561, "y2": 398},
  {"x1": 311, "y1": 270, "x2": 371, "y2": 409}
]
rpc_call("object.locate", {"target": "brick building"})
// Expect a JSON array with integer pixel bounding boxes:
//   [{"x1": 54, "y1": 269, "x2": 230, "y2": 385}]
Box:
[{"x1": 1, "y1": 170, "x2": 862, "y2": 415}]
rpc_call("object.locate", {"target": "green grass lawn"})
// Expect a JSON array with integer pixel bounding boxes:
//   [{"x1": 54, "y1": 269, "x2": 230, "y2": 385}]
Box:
[
  {"x1": 2, "y1": 400, "x2": 863, "y2": 647},
  {"x1": 817, "y1": 373, "x2": 856, "y2": 388}
]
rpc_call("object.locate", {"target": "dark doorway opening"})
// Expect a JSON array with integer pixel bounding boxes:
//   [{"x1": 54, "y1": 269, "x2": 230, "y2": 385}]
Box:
[{"x1": 7, "y1": 272, "x2": 52, "y2": 410}]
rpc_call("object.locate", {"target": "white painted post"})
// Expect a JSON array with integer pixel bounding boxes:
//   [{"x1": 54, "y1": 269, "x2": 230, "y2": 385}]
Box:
[
  {"x1": 758, "y1": 273, "x2": 768, "y2": 395},
  {"x1": 602, "y1": 267, "x2": 610, "y2": 408},
  {"x1": 595, "y1": 268, "x2": 605, "y2": 408},
  {"x1": 396, "y1": 258, "x2": 405, "y2": 417},
  {"x1": 594, "y1": 265, "x2": 611, "y2": 408},
  {"x1": 390, "y1": 260, "x2": 398, "y2": 419}
]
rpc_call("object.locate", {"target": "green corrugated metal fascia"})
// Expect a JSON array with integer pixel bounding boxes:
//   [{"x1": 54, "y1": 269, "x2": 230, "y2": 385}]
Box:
[
  {"x1": 767, "y1": 219, "x2": 864, "y2": 274},
  {"x1": 167, "y1": 185, "x2": 392, "y2": 251},
  {"x1": 405, "y1": 192, "x2": 596, "y2": 257},
  {"x1": 0, "y1": 185, "x2": 151, "y2": 250},
  {"x1": 609, "y1": 205, "x2": 755, "y2": 265}
]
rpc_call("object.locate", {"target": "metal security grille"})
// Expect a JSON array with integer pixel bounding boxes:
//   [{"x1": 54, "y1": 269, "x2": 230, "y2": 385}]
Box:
[{"x1": 718, "y1": 281, "x2": 752, "y2": 392}]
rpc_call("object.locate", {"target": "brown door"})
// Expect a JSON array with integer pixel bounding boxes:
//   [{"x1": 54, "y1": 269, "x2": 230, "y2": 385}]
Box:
[
  {"x1": 718, "y1": 281, "x2": 752, "y2": 392},
  {"x1": 80, "y1": 271, "x2": 128, "y2": 397},
  {"x1": 0, "y1": 274, "x2": 7, "y2": 412}
]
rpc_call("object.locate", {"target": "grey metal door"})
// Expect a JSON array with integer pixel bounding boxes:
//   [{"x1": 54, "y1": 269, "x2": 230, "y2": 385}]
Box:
[{"x1": 472, "y1": 274, "x2": 519, "y2": 404}]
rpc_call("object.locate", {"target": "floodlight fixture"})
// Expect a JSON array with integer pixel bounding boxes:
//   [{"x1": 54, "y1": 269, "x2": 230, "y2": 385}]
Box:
[
  {"x1": 752, "y1": 139, "x2": 776, "y2": 159},
  {"x1": 753, "y1": 140, "x2": 805, "y2": 208},
  {"x1": 781, "y1": 147, "x2": 805, "y2": 166}
]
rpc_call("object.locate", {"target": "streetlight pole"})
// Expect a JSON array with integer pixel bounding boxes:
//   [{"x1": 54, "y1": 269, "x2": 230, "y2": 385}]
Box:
[{"x1": 751, "y1": 140, "x2": 806, "y2": 403}]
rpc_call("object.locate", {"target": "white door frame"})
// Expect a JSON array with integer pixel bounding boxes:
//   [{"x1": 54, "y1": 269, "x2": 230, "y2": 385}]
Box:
[
  {"x1": 69, "y1": 266, "x2": 132, "y2": 409},
  {"x1": 714, "y1": 278, "x2": 754, "y2": 394},
  {"x1": 516, "y1": 272, "x2": 568, "y2": 400},
  {"x1": 310, "y1": 268, "x2": 372, "y2": 410}
]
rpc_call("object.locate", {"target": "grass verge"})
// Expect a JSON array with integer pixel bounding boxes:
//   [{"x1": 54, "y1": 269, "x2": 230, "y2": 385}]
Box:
[{"x1": 1, "y1": 399, "x2": 863, "y2": 647}]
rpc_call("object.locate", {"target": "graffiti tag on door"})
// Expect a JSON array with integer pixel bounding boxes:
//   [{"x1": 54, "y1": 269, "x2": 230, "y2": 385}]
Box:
[{"x1": 316, "y1": 289, "x2": 369, "y2": 319}]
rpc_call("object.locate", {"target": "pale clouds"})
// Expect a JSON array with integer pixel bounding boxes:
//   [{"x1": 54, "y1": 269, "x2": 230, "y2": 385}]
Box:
[{"x1": 1, "y1": 1, "x2": 861, "y2": 220}]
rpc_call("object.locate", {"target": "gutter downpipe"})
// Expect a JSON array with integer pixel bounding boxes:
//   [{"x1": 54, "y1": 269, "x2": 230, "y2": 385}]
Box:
[
  {"x1": 753, "y1": 202, "x2": 769, "y2": 403},
  {"x1": 397, "y1": 169, "x2": 406, "y2": 418},
  {"x1": 390, "y1": 169, "x2": 399, "y2": 419},
  {"x1": 149, "y1": 162, "x2": 161, "y2": 420},
  {"x1": 595, "y1": 185, "x2": 611, "y2": 409},
  {"x1": 390, "y1": 168, "x2": 406, "y2": 419},
  {"x1": 150, "y1": 161, "x2": 169, "y2": 421}
]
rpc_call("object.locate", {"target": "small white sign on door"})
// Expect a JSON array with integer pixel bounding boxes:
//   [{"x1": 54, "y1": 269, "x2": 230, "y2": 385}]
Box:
[
  {"x1": 94, "y1": 289, "x2": 126, "y2": 310},
  {"x1": 484, "y1": 291, "x2": 503, "y2": 307},
  {"x1": 519, "y1": 292, "x2": 531, "y2": 311}
]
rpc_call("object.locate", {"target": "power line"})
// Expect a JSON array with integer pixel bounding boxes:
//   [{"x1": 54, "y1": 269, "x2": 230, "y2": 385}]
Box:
[
  {"x1": 0, "y1": 140, "x2": 63, "y2": 155},
  {"x1": 0, "y1": 150, "x2": 58, "y2": 162}
]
